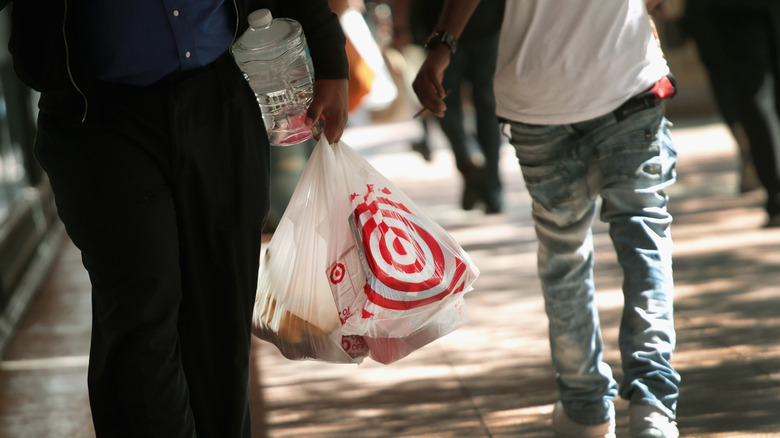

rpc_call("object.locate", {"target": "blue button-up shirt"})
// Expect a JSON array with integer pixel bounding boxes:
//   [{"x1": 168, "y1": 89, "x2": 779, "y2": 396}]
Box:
[{"x1": 83, "y1": 0, "x2": 235, "y2": 86}]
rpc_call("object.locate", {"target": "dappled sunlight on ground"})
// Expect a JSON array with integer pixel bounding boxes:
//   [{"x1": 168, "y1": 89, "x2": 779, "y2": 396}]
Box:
[
  {"x1": 250, "y1": 119, "x2": 780, "y2": 437},
  {"x1": 1, "y1": 119, "x2": 778, "y2": 437}
]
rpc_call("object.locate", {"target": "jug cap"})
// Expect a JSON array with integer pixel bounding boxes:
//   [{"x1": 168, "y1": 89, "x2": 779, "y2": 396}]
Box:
[{"x1": 248, "y1": 9, "x2": 272, "y2": 29}]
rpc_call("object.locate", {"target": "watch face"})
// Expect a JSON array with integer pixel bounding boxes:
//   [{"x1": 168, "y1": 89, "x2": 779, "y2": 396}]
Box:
[{"x1": 426, "y1": 30, "x2": 457, "y2": 53}]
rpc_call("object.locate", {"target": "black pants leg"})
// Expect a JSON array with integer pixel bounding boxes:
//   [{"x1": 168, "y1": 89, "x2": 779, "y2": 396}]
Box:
[
  {"x1": 34, "y1": 54, "x2": 269, "y2": 437},
  {"x1": 713, "y1": 6, "x2": 780, "y2": 216},
  {"x1": 438, "y1": 33, "x2": 503, "y2": 210},
  {"x1": 464, "y1": 33, "x2": 503, "y2": 207}
]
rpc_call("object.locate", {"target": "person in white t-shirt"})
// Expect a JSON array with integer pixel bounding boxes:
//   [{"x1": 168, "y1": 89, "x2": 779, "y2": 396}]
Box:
[{"x1": 414, "y1": 1, "x2": 680, "y2": 437}]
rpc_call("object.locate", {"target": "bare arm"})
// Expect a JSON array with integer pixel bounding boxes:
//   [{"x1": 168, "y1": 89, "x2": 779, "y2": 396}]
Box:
[
  {"x1": 645, "y1": 0, "x2": 662, "y2": 12},
  {"x1": 434, "y1": 0, "x2": 482, "y2": 39},
  {"x1": 645, "y1": 0, "x2": 672, "y2": 20},
  {"x1": 411, "y1": 0, "x2": 481, "y2": 117},
  {"x1": 390, "y1": 0, "x2": 412, "y2": 51},
  {"x1": 306, "y1": 78, "x2": 349, "y2": 144}
]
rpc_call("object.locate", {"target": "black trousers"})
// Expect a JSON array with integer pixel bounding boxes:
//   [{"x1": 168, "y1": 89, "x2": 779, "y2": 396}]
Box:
[
  {"x1": 438, "y1": 32, "x2": 503, "y2": 207},
  {"x1": 710, "y1": 4, "x2": 780, "y2": 215},
  {"x1": 35, "y1": 53, "x2": 270, "y2": 437}
]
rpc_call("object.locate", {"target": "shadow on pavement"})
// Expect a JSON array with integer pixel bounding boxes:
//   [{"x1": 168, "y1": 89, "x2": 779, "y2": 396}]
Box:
[{"x1": 1, "y1": 119, "x2": 778, "y2": 438}]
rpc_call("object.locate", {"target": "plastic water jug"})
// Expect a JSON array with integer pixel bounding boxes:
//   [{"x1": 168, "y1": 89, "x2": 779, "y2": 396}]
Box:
[{"x1": 231, "y1": 9, "x2": 315, "y2": 146}]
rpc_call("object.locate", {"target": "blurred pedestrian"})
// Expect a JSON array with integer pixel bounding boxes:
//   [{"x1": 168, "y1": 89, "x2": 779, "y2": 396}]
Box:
[
  {"x1": 661, "y1": 0, "x2": 760, "y2": 194},
  {"x1": 7, "y1": 1, "x2": 348, "y2": 437},
  {"x1": 394, "y1": 0, "x2": 505, "y2": 213},
  {"x1": 414, "y1": 1, "x2": 680, "y2": 437},
  {"x1": 682, "y1": 0, "x2": 780, "y2": 226}
]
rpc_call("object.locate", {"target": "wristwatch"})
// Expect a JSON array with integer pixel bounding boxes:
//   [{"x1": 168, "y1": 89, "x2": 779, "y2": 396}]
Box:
[{"x1": 425, "y1": 30, "x2": 458, "y2": 54}]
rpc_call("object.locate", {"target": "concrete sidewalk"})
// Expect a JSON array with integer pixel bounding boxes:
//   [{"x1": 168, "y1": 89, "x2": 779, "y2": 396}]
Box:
[{"x1": 1, "y1": 118, "x2": 779, "y2": 437}]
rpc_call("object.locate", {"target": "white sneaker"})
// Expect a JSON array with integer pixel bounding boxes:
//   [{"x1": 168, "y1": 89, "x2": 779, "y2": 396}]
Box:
[
  {"x1": 552, "y1": 400, "x2": 616, "y2": 438},
  {"x1": 629, "y1": 404, "x2": 679, "y2": 438}
]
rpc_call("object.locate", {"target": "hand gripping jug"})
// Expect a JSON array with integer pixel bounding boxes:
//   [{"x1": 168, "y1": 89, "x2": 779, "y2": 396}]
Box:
[{"x1": 231, "y1": 9, "x2": 316, "y2": 146}]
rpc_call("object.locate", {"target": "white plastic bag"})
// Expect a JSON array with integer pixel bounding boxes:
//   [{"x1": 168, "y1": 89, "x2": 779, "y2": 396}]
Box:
[
  {"x1": 253, "y1": 137, "x2": 478, "y2": 364},
  {"x1": 326, "y1": 141, "x2": 478, "y2": 338},
  {"x1": 253, "y1": 138, "x2": 363, "y2": 363}
]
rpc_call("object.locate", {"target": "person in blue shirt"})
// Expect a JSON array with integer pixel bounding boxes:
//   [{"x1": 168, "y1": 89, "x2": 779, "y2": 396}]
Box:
[{"x1": 6, "y1": 1, "x2": 349, "y2": 437}]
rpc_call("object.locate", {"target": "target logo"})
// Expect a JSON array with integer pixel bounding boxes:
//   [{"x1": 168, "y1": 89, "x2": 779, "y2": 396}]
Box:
[
  {"x1": 330, "y1": 263, "x2": 346, "y2": 284},
  {"x1": 351, "y1": 184, "x2": 468, "y2": 310}
]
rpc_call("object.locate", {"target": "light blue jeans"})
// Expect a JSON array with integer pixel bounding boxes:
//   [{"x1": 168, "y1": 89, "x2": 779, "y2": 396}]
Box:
[{"x1": 503, "y1": 105, "x2": 680, "y2": 425}]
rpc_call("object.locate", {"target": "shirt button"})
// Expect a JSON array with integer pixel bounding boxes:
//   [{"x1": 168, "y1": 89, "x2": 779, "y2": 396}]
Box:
[
  {"x1": 173, "y1": 9, "x2": 179, "y2": 16},
  {"x1": 185, "y1": 51, "x2": 191, "y2": 58}
]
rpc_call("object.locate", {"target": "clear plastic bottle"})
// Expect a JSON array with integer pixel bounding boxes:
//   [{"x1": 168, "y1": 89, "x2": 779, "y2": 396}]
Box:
[{"x1": 231, "y1": 9, "x2": 316, "y2": 146}]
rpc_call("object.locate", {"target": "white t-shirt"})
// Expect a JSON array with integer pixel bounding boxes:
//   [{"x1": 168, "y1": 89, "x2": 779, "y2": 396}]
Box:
[{"x1": 494, "y1": 0, "x2": 670, "y2": 125}]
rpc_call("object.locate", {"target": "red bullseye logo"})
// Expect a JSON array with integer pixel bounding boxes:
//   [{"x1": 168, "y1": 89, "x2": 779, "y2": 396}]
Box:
[
  {"x1": 351, "y1": 184, "x2": 468, "y2": 310},
  {"x1": 330, "y1": 263, "x2": 346, "y2": 284}
]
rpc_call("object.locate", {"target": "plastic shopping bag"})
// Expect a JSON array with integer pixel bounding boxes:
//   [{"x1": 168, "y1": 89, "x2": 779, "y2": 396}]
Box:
[
  {"x1": 253, "y1": 138, "x2": 365, "y2": 364},
  {"x1": 326, "y1": 140, "x2": 479, "y2": 363},
  {"x1": 253, "y1": 137, "x2": 478, "y2": 364},
  {"x1": 325, "y1": 141, "x2": 478, "y2": 336}
]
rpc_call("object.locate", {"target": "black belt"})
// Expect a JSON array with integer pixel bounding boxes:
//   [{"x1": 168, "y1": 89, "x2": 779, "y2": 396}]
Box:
[{"x1": 613, "y1": 74, "x2": 677, "y2": 121}]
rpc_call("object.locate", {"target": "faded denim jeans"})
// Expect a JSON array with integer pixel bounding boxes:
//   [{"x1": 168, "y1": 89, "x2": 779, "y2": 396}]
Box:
[{"x1": 503, "y1": 105, "x2": 680, "y2": 425}]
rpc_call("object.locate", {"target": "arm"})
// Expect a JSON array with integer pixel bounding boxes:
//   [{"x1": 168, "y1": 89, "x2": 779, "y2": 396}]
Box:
[
  {"x1": 412, "y1": 0, "x2": 481, "y2": 117},
  {"x1": 327, "y1": 0, "x2": 365, "y2": 17},
  {"x1": 306, "y1": 78, "x2": 349, "y2": 143},
  {"x1": 390, "y1": 0, "x2": 412, "y2": 51},
  {"x1": 278, "y1": 0, "x2": 350, "y2": 143},
  {"x1": 644, "y1": 0, "x2": 670, "y2": 57},
  {"x1": 645, "y1": 0, "x2": 672, "y2": 20}
]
